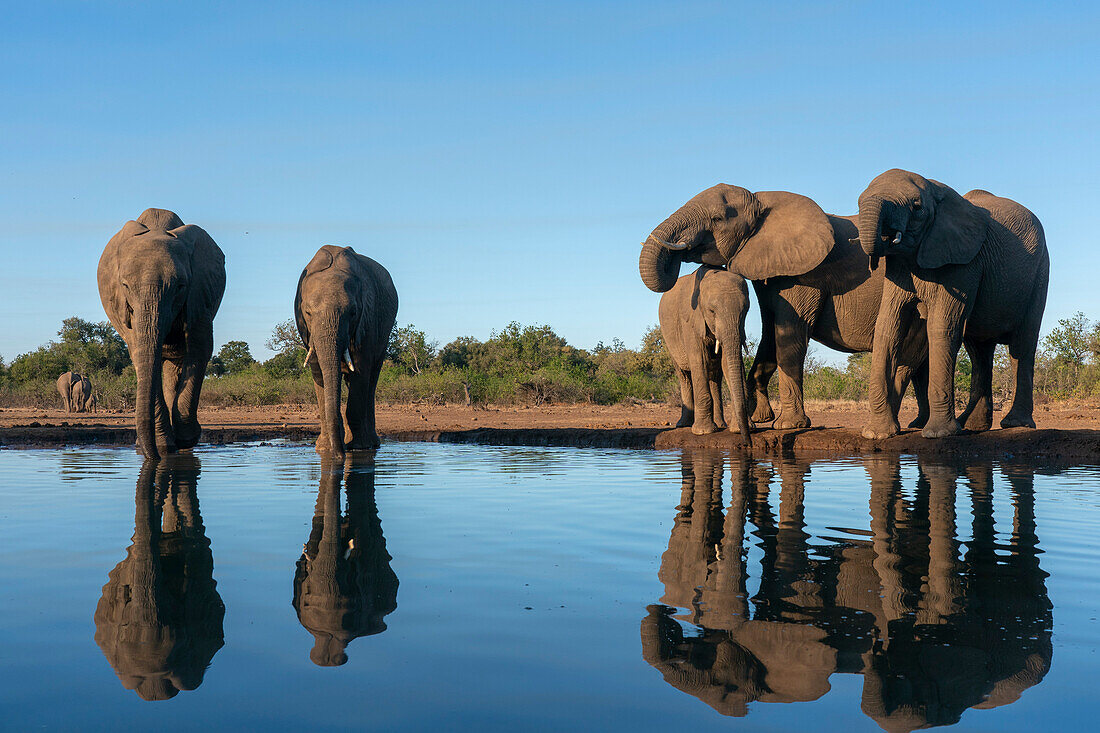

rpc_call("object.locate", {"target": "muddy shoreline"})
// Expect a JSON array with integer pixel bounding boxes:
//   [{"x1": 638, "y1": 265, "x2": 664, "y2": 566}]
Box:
[{"x1": 4, "y1": 418, "x2": 1099, "y2": 462}]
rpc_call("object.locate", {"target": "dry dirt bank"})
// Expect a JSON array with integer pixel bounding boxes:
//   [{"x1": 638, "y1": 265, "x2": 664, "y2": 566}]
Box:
[{"x1": 2, "y1": 401, "x2": 1099, "y2": 461}]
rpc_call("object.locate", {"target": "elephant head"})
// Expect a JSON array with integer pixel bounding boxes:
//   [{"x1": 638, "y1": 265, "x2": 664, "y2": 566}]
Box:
[
  {"x1": 856, "y1": 168, "x2": 988, "y2": 271},
  {"x1": 639, "y1": 184, "x2": 836, "y2": 292},
  {"x1": 99, "y1": 208, "x2": 225, "y2": 459}
]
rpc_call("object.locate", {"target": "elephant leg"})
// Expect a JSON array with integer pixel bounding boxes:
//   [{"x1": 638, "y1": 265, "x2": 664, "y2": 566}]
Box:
[
  {"x1": 674, "y1": 369, "x2": 694, "y2": 428},
  {"x1": 1001, "y1": 282, "x2": 1045, "y2": 429},
  {"x1": 173, "y1": 326, "x2": 214, "y2": 450},
  {"x1": 708, "y1": 352, "x2": 726, "y2": 429},
  {"x1": 153, "y1": 358, "x2": 177, "y2": 453},
  {"x1": 907, "y1": 361, "x2": 930, "y2": 429},
  {"x1": 921, "y1": 300, "x2": 967, "y2": 439},
  {"x1": 688, "y1": 348, "x2": 718, "y2": 435},
  {"x1": 345, "y1": 360, "x2": 381, "y2": 450},
  {"x1": 771, "y1": 315, "x2": 811, "y2": 430},
  {"x1": 747, "y1": 298, "x2": 777, "y2": 424},
  {"x1": 958, "y1": 337, "x2": 995, "y2": 432},
  {"x1": 863, "y1": 281, "x2": 916, "y2": 439},
  {"x1": 364, "y1": 357, "x2": 384, "y2": 448}
]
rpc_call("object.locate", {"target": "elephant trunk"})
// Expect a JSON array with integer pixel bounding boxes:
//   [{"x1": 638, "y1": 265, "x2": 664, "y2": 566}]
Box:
[
  {"x1": 639, "y1": 235, "x2": 683, "y2": 292},
  {"x1": 132, "y1": 308, "x2": 167, "y2": 461},
  {"x1": 858, "y1": 196, "x2": 887, "y2": 269},
  {"x1": 727, "y1": 349, "x2": 752, "y2": 447},
  {"x1": 316, "y1": 335, "x2": 347, "y2": 461}
]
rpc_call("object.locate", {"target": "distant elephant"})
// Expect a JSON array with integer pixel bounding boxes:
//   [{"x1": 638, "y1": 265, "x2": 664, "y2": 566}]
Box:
[
  {"x1": 295, "y1": 245, "x2": 398, "y2": 459},
  {"x1": 94, "y1": 456, "x2": 224, "y2": 701},
  {"x1": 659, "y1": 266, "x2": 751, "y2": 440},
  {"x1": 856, "y1": 169, "x2": 1049, "y2": 438},
  {"x1": 56, "y1": 371, "x2": 92, "y2": 412},
  {"x1": 293, "y1": 455, "x2": 398, "y2": 666},
  {"x1": 640, "y1": 184, "x2": 929, "y2": 429},
  {"x1": 97, "y1": 209, "x2": 226, "y2": 459}
]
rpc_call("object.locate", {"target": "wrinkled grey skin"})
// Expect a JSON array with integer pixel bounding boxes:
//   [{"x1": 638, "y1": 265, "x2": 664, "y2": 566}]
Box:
[
  {"x1": 98, "y1": 209, "x2": 225, "y2": 460},
  {"x1": 640, "y1": 184, "x2": 929, "y2": 430},
  {"x1": 295, "y1": 246, "x2": 398, "y2": 460},
  {"x1": 57, "y1": 371, "x2": 93, "y2": 412},
  {"x1": 659, "y1": 266, "x2": 751, "y2": 442},
  {"x1": 857, "y1": 169, "x2": 1049, "y2": 438}
]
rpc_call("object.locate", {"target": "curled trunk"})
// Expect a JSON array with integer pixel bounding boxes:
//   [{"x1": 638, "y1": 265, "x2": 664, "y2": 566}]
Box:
[
  {"x1": 858, "y1": 197, "x2": 887, "y2": 266},
  {"x1": 639, "y1": 238, "x2": 682, "y2": 292}
]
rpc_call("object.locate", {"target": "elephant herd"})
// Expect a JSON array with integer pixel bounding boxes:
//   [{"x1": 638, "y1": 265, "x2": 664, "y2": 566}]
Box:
[
  {"x1": 57, "y1": 370, "x2": 96, "y2": 413},
  {"x1": 95, "y1": 209, "x2": 396, "y2": 461},
  {"x1": 93, "y1": 165, "x2": 1047, "y2": 460},
  {"x1": 642, "y1": 168, "x2": 1049, "y2": 443}
]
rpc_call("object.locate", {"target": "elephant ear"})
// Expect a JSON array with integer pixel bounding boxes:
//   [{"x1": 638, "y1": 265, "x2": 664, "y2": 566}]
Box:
[
  {"x1": 172, "y1": 224, "x2": 227, "y2": 319},
  {"x1": 726, "y1": 191, "x2": 834, "y2": 280},
  {"x1": 917, "y1": 180, "x2": 988, "y2": 269}
]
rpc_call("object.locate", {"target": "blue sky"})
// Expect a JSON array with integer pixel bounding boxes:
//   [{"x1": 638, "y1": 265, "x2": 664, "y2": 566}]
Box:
[{"x1": 1, "y1": 1, "x2": 1097, "y2": 362}]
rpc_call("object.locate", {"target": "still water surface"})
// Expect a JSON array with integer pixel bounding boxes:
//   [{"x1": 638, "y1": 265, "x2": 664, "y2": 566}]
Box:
[{"x1": 1, "y1": 443, "x2": 1097, "y2": 731}]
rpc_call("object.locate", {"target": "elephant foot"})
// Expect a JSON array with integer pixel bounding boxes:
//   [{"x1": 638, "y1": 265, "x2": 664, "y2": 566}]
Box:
[
  {"x1": 862, "y1": 417, "x2": 900, "y2": 440},
  {"x1": 346, "y1": 433, "x2": 381, "y2": 450},
  {"x1": 922, "y1": 417, "x2": 960, "y2": 439},
  {"x1": 907, "y1": 413, "x2": 929, "y2": 430},
  {"x1": 1000, "y1": 411, "x2": 1036, "y2": 429},
  {"x1": 674, "y1": 418, "x2": 693, "y2": 428},
  {"x1": 713, "y1": 415, "x2": 728, "y2": 430},
  {"x1": 691, "y1": 419, "x2": 720, "y2": 435},
  {"x1": 315, "y1": 436, "x2": 330, "y2": 455},
  {"x1": 962, "y1": 409, "x2": 993, "y2": 433},
  {"x1": 751, "y1": 399, "x2": 775, "y2": 424},
  {"x1": 174, "y1": 423, "x2": 201, "y2": 450},
  {"x1": 772, "y1": 414, "x2": 811, "y2": 430}
]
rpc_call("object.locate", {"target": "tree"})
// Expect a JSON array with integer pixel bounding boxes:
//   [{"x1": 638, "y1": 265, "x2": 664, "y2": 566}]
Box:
[
  {"x1": 1043, "y1": 312, "x2": 1092, "y2": 370},
  {"x1": 208, "y1": 341, "x2": 256, "y2": 376},
  {"x1": 388, "y1": 325, "x2": 437, "y2": 375},
  {"x1": 266, "y1": 319, "x2": 304, "y2": 354}
]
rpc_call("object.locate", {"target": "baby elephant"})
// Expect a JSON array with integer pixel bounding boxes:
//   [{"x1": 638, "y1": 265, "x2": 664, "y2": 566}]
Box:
[
  {"x1": 659, "y1": 266, "x2": 751, "y2": 442},
  {"x1": 295, "y1": 246, "x2": 398, "y2": 460}
]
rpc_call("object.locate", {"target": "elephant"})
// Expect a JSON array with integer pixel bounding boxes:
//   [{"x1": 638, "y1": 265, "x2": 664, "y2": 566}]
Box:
[
  {"x1": 640, "y1": 184, "x2": 929, "y2": 430},
  {"x1": 293, "y1": 455, "x2": 398, "y2": 666},
  {"x1": 56, "y1": 371, "x2": 93, "y2": 412},
  {"x1": 659, "y1": 266, "x2": 751, "y2": 440},
  {"x1": 97, "y1": 208, "x2": 226, "y2": 459},
  {"x1": 93, "y1": 456, "x2": 224, "y2": 701},
  {"x1": 856, "y1": 169, "x2": 1049, "y2": 438},
  {"x1": 641, "y1": 451, "x2": 1052, "y2": 727},
  {"x1": 295, "y1": 245, "x2": 398, "y2": 459}
]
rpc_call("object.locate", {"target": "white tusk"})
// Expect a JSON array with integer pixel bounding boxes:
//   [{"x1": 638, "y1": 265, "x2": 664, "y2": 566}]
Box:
[
  {"x1": 892, "y1": 231, "x2": 904, "y2": 244},
  {"x1": 302, "y1": 343, "x2": 315, "y2": 368},
  {"x1": 344, "y1": 348, "x2": 355, "y2": 372},
  {"x1": 648, "y1": 234, "x2": 690, "y2": 251},
  {"x1": 714, "y1": 340, "x2": 720, "y2": 355}
]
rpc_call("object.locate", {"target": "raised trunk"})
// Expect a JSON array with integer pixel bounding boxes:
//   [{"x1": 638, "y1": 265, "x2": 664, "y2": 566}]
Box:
[
  {"x1": 317, "y1": 339, "x2": 346, "y2": 461},
  {"x1": 639, "y1": 238, "x2": 682, "y2": 292},
  {"x1": 858, "y1": 197, "x2": 887, "y2": 266}
]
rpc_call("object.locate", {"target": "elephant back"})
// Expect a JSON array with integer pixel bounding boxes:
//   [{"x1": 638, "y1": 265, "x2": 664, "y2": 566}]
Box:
[{"x1": 136, "y1": 208, "x2": 185, "y2": 232}]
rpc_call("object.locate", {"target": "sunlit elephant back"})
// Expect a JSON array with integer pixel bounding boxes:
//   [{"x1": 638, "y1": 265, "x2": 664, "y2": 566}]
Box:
[
  {"x1": 293, "y1": 456, "x2": 398, "y2": 666},
  {"x1": 93, "y1": 456, "x2": 224, "y2": 700}
]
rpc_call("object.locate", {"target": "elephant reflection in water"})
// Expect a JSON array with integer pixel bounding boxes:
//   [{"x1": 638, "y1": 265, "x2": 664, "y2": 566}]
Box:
[
  {"x1": 94, "y1": 456, "x2": 224, "y2": 701},
  {"x1": 293, "y1": 456, "x2": 398, "y2": 666},
  {"x1": 642, "y1": 452, "x2": 1052, "y2": 730}
]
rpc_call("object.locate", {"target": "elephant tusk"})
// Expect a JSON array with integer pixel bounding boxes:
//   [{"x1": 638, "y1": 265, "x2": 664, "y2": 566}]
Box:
[
  {"x1": 302, "y1": 343, "x2": 314, "y2": 368},
  {"x1": 647, "y1": 234, "x2": 690, "y2": 251},
  {"x1": 714, "y1": 340, "x2": 720, "y2": 355},
  {"x1": 892, "y1": 230, "x2": 904, "y2": 245},
  {"x1": 344, "y1": 348, "x2": 355, "y2": 372}
]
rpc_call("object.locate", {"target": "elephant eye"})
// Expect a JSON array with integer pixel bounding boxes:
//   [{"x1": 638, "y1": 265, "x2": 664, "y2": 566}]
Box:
[{"x1": 913, "y1": 200, "x2": 922, "y2": 210}]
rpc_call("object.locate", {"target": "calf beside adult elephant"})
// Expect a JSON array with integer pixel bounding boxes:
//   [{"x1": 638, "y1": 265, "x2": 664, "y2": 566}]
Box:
[
  {"x1": 98, "y1": 209, "x2": 225, "y2": 460},
  {"x1": 295, "y1": 245, "x2": 398, "y2": 460},
  {"x1": 640, "y1": 184, "x2": 929, "y2": 429},
  {"x1": 57, "y1": 371, "x2": 94, "y2": 413},
  {"x1": 659, "y1": 266, "x2": 751, "y2": 440},
  {"x1": 856, "y1": 169, "x2": 1049, "y2": 438}
]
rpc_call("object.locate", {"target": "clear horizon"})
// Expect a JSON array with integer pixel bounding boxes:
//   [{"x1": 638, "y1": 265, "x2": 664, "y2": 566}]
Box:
[{"x1": 2, "y1": 1, "x2": 1097, "y2": 365}]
